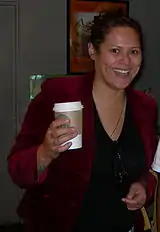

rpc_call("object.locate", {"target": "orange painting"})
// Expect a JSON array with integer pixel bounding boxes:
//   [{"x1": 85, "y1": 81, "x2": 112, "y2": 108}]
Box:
[{"x1": 67, "y1": 0, "x2": 128, "y2": 74}]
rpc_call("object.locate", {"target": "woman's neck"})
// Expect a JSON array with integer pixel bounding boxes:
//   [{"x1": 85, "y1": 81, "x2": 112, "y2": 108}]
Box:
[{"x1": 92, "y1": 79, "x2": 125, "y2": 107}]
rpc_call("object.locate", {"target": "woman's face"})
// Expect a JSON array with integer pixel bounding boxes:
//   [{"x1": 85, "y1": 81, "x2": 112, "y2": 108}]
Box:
[{"x1": 88, "y1": 26, "x2": 142, "y2": 90}]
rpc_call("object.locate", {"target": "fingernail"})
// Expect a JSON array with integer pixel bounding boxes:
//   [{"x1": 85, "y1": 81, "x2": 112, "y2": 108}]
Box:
[{"x1": 67, "y1": 142, "x2": 72, "y2": 147}]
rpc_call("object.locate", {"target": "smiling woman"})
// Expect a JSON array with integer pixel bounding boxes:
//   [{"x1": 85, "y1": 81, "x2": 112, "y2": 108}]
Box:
[
  {"x1": 88, "y1": 10, "x2": 143, "y2": 91},
  {"x1": 90, "y1": 26, "x2": 142, "y2": 90},
  {"x1": 7, "y1": 9, "x2": 158, "y2": 232}
]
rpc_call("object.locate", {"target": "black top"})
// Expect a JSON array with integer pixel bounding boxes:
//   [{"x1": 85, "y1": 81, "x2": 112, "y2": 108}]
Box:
[{"x1": 73, "y1": 101, "x2": 146, "y2": 232}]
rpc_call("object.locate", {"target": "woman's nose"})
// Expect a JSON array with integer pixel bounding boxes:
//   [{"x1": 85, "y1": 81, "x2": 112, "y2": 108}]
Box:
[{"x1": 119, "y1": 53, "x2": 131, "y2": 65}]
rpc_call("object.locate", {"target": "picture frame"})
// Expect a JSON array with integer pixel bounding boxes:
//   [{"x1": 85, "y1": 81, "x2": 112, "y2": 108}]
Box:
[{"x1": 67, "y1": 0, "x2": 129, "y2": 74}]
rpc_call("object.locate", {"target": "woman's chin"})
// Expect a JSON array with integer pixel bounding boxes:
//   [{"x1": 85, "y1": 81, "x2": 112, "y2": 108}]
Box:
[{"x1": 111, "y1": 79, "x2": 131, "y2": 90}]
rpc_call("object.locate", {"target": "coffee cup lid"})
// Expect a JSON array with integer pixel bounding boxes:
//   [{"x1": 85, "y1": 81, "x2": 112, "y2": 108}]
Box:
[{"x1": 53, "y1": 101, "x2": 83, "y2": 112}]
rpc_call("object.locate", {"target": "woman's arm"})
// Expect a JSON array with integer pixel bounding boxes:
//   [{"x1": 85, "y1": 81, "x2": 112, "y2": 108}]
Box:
[
  {"x1": 7, "y1": 93, "x2": 53, "y2": 189},
  {"x1": 140, "y1": 170, "x2": 157, "y2": 205}
]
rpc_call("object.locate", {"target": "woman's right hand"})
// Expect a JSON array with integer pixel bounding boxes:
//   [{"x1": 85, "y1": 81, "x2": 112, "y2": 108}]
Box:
[{"x1": 37, "y1": 117, "x2": 78, "y2": 174}]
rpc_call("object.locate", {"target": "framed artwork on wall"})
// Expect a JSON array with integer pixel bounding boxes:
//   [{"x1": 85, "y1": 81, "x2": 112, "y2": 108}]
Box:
[{"x1": 67, "y1": 0, "x2": 129, "y2": 74}]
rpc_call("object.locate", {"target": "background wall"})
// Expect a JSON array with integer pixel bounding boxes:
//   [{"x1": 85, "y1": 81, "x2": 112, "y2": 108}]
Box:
[
  {"x1": 0, "y1": 0, "x2": 67, "y2": 224},
  {"x1": 130, "y1": 1, "x2": 160, "y2": 107},
  {"x1": 0, "y1": 0, "x2": 160, "y2": 224}
]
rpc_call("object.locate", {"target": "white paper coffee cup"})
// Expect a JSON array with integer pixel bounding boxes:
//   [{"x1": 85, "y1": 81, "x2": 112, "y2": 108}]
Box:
[
  {"x1": 152, "y1": 140, "x2": 160, "y2": 173},
  {"x1": 53, "y1": 101, "x2": 83, "y2": 150}
]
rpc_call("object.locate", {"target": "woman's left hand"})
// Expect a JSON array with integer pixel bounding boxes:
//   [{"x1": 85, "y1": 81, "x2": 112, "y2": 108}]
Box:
[{"x1": 121, "y1": 182, "x2": 147, "y2": 210}]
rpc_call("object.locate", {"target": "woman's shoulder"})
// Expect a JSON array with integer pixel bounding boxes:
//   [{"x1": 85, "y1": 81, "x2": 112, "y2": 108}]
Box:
[
  {"x1": 39, "y1": 74, "x2": 93, "y2": 102},
  {"x1": 41, "y1": 74, "x2": 91, "y2": 91},
  {"x1": 136, "y1": 89, "x2": 156, "y2": 105},
  {"x1": 127, "y1": 87, "x2": 157, "y2": 110}
]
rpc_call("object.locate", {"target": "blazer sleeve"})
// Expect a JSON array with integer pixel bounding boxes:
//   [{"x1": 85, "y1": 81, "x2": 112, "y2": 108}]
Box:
[
  {"x1": 7, "y1": 93, "x2": 53, "y2": 189},
  {"x1": 140, "y1": 169, "x2": 157, "y2": 206},
  {"x1": 140, "y1": 99, "x2": 158, "y2": 205}
]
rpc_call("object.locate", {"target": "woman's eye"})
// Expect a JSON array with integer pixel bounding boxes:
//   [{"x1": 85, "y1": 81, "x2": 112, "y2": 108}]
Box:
[
  {"x1": 131, "y1": 49, "x2": 139, "y2": 55},
  {"x1": 111, "y1": 48, "x2": 120, "y2": 54}
]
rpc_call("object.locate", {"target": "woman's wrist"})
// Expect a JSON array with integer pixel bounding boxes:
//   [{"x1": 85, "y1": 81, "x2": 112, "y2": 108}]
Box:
[{"x1": 37, "y1": 144, "x2": 52, "y2": 176}]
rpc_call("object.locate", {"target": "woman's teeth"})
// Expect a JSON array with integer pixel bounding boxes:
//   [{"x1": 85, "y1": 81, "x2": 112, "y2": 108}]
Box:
[{"x1": 113, "y1": 69, "x2": 130, "y2": 75}]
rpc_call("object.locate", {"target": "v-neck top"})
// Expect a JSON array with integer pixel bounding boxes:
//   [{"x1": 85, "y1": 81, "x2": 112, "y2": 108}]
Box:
[{"x1": 73, "y1": 101, "x2": 147, "y2": 232}]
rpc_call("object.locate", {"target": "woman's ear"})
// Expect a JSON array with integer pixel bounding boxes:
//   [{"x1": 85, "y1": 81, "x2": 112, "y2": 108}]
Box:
[{"x1": 88, "y1": 42, "x2": 96, "y2": 60}]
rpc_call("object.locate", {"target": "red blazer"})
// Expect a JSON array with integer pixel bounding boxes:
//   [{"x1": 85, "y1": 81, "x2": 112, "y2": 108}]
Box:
[{"x1": 8, "y1": 74, "x2": 157, "y2": 232}]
